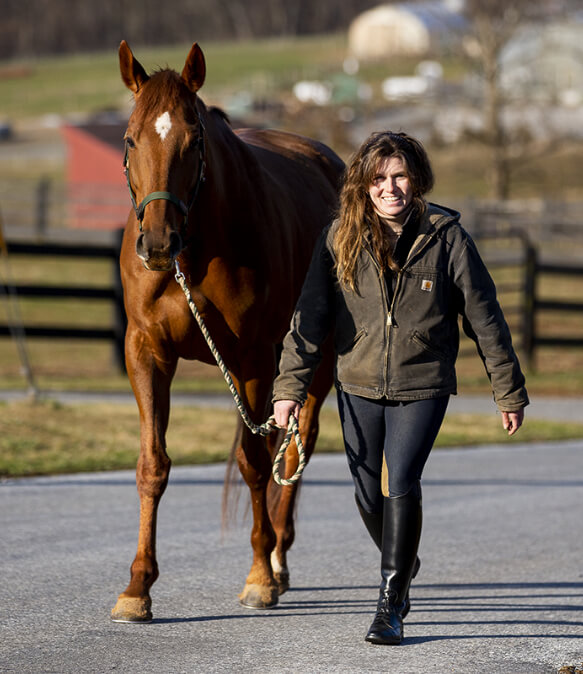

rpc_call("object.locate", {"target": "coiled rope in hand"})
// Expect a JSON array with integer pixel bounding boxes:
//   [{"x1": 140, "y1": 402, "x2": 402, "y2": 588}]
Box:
[{"x1": 174, "y1": 260, "x2": 306, "y2": 486}]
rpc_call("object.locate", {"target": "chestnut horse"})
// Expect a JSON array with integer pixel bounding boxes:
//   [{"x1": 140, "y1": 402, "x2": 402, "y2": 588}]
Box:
[{"x1": 110, "y1": 41, "x2": 343, "y2": 622}]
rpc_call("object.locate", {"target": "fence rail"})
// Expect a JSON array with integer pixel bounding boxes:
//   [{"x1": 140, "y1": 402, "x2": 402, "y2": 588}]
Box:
[
  {"x1": 0, "y1": 233, "x2": 126, "y2": 369},
  {"x1": 473, "y1": 231, "x2": 583, "y2": 368},
  {"x1": 1, "y1": 227, "x2": 582, "y2": 374},
  {"x1": 526, "y1": 261, "x2": 583, "y2": 356}
]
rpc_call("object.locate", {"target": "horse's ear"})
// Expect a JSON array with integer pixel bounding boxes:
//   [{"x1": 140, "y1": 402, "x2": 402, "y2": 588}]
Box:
[
  {"x1": 119, "y1": 40, "x2": 149, "y2": 94},
  {"x1": 181, "y1": 43, "x2": 206, "y2": 93}
]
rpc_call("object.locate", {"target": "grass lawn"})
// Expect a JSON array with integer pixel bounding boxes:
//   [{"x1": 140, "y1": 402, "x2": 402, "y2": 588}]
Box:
[{"x1": 1, "y1": 399, "x2": 582, "y2": 478}]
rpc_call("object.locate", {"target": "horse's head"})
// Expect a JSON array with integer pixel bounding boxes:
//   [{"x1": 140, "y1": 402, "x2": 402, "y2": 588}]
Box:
[{"x1": 119, "y1": 40, "x2": 206, "y2": 271}]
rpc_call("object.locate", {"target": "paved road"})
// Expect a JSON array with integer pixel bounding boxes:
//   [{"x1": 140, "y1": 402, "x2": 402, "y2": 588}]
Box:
[{"x1": 1, "y1": 441, "x2": 582, "y2": 673}]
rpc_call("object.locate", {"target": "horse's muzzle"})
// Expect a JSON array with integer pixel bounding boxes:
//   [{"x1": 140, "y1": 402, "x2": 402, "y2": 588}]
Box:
[{"x1": 136, "y1": 231, "x2": 183, "y2": 271}]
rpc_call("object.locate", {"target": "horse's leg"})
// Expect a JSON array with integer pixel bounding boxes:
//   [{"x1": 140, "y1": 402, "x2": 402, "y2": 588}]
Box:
[
  {"x1": 269, "y1": 344, "x2": 334, "y2": 595},
  {"x1": 111, "y1": 328, "x2": 176, "y2": 623},
  {"x1": 234, "y1": 347, "x2": 280, "y2": 609}
]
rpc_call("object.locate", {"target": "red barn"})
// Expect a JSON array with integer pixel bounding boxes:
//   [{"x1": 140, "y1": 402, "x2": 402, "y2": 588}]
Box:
[{"x1": 62, "y1": 120, "x2": 129, "y2": 229}]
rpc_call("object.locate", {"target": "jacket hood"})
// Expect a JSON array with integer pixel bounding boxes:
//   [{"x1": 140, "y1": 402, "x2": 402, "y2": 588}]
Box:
[{"x1": 425, "y1": 202, "x2": 461, "y2": 232}]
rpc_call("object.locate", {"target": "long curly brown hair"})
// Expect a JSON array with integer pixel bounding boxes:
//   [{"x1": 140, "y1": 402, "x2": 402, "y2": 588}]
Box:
[{"x1": 333, "y1": 131, "x2": 434, "y2": 291}]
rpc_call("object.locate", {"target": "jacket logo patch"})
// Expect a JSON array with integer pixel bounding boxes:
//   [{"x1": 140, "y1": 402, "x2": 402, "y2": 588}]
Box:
[{"x1": 421, "y1": 279, "x2": 434, "y2": 292}]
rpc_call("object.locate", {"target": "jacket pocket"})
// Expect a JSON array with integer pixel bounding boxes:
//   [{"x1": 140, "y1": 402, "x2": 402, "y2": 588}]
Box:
[
  {"x1": 336, "y1": 326, "x2": 367, "y2": 355},
  {"x1": 411, "y1": 330, "x2": 450, "y2": 363}
]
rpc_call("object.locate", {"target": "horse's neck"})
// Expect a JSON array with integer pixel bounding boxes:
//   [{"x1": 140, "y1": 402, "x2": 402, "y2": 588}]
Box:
[
  {"x1": 187, "y1": 112, "x2": 266, "y2": 280},
  {"x1": 202, "y1": 112, "x2": 261, "y2": 220}
]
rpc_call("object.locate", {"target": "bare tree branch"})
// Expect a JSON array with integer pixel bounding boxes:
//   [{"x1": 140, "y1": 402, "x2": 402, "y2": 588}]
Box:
[{"x1": 463, "y1": 0, "x2": 549, "y2": 199}]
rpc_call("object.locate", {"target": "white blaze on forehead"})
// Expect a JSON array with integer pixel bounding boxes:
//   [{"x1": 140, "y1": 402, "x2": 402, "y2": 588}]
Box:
[{"x1": 155, "y1": 111, "x2": 172, "y2": 140}]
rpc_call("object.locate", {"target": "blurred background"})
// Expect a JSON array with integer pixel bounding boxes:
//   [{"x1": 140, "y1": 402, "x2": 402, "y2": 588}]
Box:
[{"x1": 1, "y1": 0, "x2": 583, "y2": 402}]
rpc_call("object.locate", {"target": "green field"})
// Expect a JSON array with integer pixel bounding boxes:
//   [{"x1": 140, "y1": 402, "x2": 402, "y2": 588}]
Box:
[
  {"x1": 0, "y1": 33, "x2": 467, "y2": 121},
  {"x1": 0, "y1": 34, "x2": 375, "y2": 121}
]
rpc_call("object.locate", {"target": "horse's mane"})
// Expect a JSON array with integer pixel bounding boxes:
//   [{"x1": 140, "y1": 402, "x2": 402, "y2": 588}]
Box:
[{"x1": 208, "y1": 106, "x2": 231, "y2": 127}]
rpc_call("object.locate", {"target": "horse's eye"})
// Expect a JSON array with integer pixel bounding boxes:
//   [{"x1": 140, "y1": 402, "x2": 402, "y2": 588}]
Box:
[{"x1": 125, "y1": 137, "x2": 136, "y2": 149}]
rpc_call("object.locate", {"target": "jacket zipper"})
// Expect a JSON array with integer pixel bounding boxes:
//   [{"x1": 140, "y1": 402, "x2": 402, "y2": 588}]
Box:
[
  {"x1": 365, "y1": 247, "x2": 392, "y2": 394},
  {"x1": 390, "y1": 225, "x2": 440, "y2": 316},
  {"x1": 385, "y1": 226, "x2": 441, "y2": 393},
  {"x1": 386, "y1": 270, "x2": 402, "y2": 327},
  {"x1": 385, "y1": 269, "x2": 403, "y2": 395}
]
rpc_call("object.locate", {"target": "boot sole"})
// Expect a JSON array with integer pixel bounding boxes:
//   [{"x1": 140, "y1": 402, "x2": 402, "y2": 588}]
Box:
[{"x1": 365, "y1": 634, "x2": 402, "y2": 645}]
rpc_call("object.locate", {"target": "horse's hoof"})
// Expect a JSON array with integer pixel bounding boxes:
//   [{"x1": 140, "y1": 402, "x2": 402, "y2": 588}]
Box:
[
  {"x1": 110, "y1": 595, "x2": 153, "y2": 623},
  {"x1": 275, "y1": 570, "x2": 290, "y2": 595},
  {"x1": 239, "y1": 583, "x2": 279, "y2": 609}
]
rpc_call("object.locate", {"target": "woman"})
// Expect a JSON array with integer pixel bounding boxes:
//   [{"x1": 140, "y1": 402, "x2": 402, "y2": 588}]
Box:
[{"x1": 272, "y1": 131, "x2": 528, "y2": 645}]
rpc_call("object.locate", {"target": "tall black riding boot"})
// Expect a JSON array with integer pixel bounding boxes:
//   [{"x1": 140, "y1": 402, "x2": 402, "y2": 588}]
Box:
[
  {"x1": 355, "y1": 492, "x2": 421, "y2": 619},
  {"x1": 365, "y1": 481, "x2": 422, "y2": 645}
]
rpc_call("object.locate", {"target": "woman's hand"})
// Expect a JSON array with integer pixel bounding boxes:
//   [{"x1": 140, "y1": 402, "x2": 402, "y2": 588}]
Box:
[
  {"x1": 502, "y1": 409, "x2": 524, "y2": 436},
  {"x1": 274, "y1": 400, "x2": 302, "y2": 428}
]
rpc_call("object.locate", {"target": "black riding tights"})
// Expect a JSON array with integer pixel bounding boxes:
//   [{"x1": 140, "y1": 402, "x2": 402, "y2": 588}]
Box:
[{"x1": 337, "y1": 391, "x2": 449, "y2": 511}]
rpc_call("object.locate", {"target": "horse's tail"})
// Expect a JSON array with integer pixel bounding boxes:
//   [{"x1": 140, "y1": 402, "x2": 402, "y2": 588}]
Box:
[
  {"x1": 221, "y1": 417, "x2": 287, "y2": 532},
  {"x1": 221, "y1": 417, "x2": 245, "y2": 533}
]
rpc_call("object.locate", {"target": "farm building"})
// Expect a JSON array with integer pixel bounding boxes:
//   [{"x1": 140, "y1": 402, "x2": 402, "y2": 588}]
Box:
[
  {"x1": 499, "y1": 21, "x2": 583, "y2": 105},
  {"x1": 62, "y1": 119, "x2": 128, "y2": 229},
  {"x1": 347, "y1": 1, "x2": 467, "y2": 60}
]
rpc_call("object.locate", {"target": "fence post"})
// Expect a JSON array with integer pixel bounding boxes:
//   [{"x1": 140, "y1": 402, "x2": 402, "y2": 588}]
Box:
[
  {"x1": 522, "y1": 242, "x2": 537, "y2": 371},
  {"x1": 35, "y1": 178, "x2": 50, "y2": 238},
  {"x1": 112, "y1": 228, "x2": 127, "y2": 372}
]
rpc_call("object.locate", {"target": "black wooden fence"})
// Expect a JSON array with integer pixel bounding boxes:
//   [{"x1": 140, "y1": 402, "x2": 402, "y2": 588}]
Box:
[
  {"x1": 525, "y1": 257, "x2": 583, "y2": 361},
  {"x1": 1, "y1": 228, "x2": 582, "y2": 373},
  {"x1": 474, "y1": 229, "x2": 583, "y2": 369},
  {"x1": 0, "y1": 231, "x2": 126, "y2": 370}
]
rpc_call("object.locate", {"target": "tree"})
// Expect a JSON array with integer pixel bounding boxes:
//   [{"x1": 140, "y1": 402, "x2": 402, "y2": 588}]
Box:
[
  {"x1": 463, "y1": 0, "x2": 550, "y2": 199},
  {"x1": 0, "y1": 0, "x2": 379, "y2": 60}
]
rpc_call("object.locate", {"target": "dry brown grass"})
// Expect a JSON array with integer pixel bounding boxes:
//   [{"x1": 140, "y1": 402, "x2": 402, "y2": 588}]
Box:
[{"x1": 2, "y1": 398, "x2": 583, "y2": 478}]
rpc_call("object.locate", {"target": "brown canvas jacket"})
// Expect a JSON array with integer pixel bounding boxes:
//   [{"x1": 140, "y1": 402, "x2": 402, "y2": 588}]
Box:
[{"x1": 273, "y1": 203, "x2": 529, "y2": 411}]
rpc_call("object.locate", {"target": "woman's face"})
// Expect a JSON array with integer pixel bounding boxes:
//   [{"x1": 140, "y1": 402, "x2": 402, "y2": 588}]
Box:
[{"x1": 368, "y1": 156, "x2": 413, "y2": 219}]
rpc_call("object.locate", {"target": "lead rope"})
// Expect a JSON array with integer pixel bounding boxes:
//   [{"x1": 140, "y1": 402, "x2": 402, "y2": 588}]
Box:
[{"x1": 174, "y1": 260, "x2": 306, "y2": 486}]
